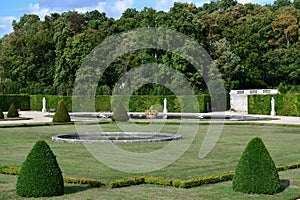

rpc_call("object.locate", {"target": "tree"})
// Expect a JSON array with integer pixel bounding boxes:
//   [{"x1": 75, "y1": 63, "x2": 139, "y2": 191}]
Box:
[
  {"x1": 273, "y1": 0, "x2": 292, "y2": 10},
  {"x1": 52, "y1": 101, "x2": 71, "y2": 122},
  {"x1": 233, "y1": 137, "x2": 281, "y2": 194},
  {"x1": 16, "y1": 140, "x2": 64, "y2": 197},
  {"x1": 270, "y1": 6, "x2": 299, "y2": 46},
  {"x1": 220, "y1": 0, "x2": 238, "y2": 10},
  {"x1": 210, "y1": 38, "x2": 243, "y2": 91},
  {"x1": 294, "y1": 0, "x2": 300, "y2": 9}
]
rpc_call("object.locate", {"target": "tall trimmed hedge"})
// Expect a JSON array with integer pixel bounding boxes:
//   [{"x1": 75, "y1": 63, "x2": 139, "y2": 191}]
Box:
[
  {"x1": 0, "y1": 109, "x2": 4, "y2": 119},
  {"x1": 248, "y1": 94, "x2": 300, "y2": 116},
  {"x1": 30, "y1": 95, "x2": 211, "y2": 113},
  {"x1": 30, "y1": 95, "x2": 72, "y2": 112},
  {"x1": 0, "y1": 95, "x2": 30, "y2": 111},
  {"x1": 233, "y1": 137, "x2": 281, "y2": 194},
  {"x1": 16, "y1": 140, "x2": 64, "y2": 197}
]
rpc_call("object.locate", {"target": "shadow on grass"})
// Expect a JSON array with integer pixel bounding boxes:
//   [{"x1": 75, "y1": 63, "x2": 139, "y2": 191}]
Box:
[
  {"x1": 280, "y1": 179, "x2": 290, "y2": 192},
  {"x1": 64, "y1": 185, "x2": 92, "y2": 195}
]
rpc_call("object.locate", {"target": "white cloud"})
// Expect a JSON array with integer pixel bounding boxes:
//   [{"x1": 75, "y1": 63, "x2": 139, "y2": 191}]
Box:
[
  {"x1": 96, "y1": 0, "x2": 135, "y2": 18},
  {"x1": 39, "y1": 0, "x2": 102, "y2": 10},
  {"x1": 238, "y1": 0, "x2": 253, "y2": 4},
  {"x1": 155, "y1": 0, "x2": 197, "y2": 11},
  {"x1": 28, "y1": 3, "x2": 55, "y2": 18},
  {"x1": 43, "y1": 0, "x2": 135, "y2": 19},
  {"x1": 0, "y1": 16, "x2": 17, "y2": 37}
]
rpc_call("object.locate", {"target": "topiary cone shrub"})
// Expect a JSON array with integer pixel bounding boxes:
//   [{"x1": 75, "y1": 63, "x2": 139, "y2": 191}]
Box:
[
  {"x1": 0, "y1": 109, "x2": 4, "y2": 119},
  {"x1": 233, "y1": 137, "x2": 281, "y2": 194},
  {"x1": 7, "y1": 103, "x2": 19, "y2": 118},
  {"x1": 16, "y1": 140, "x2": 64, "y2": 197},
  {"x1": 52, "y1": 101, "x2": 71, "y2": 122},
  {"x1": 112, "y1": 103, "x2": 129, "y2": 122}
]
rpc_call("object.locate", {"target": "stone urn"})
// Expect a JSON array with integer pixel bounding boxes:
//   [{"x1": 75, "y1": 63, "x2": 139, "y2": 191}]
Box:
[{"x1": 145, "y1": 106, "x2": 158, "y2": 119}]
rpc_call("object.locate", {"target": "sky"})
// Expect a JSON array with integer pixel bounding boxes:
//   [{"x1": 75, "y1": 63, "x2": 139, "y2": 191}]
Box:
[{"x1": 0, "y1": 0, "x2": 273, "y2": 38}]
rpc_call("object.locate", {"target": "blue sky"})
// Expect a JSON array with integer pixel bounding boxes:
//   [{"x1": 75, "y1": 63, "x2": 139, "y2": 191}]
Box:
[{"x1": 0, "y1": 0, "x2": 272, "y2": 38}]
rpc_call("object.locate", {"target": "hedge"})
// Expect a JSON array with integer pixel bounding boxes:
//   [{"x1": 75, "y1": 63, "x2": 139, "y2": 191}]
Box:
[
  {"x1": 2, "y1": 161, "x2": 300, "y2": 189},
  {"x1": 0, "y1": 95, "x2": 30, "y2": 111},
  {"x1": 248, "y1": 94, "x2": 300, "y2": 116},
  {"x1": 30, "y1": 95, "x2": 72, "y2": 112},
  {"x1": 30, "y1": 95, "x2": 211, "y2": 113},
  {"x1": 0, "y1": 165, "x2": 103, "y2": 188},
  {"x1": 232, "y1": 137, "x2": 281, "y2": 194}
]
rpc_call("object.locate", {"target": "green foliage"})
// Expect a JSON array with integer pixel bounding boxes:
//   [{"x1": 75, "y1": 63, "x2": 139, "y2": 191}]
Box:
[
  {"x1": 3, "y1": 160, "x2": 300, "y2": 190},
  {"x1": 16, "y1": 140, "x2": 64, "y2": 197},
  {"x1": 63, "y1": 176, "x2": 104, "y2": 188},
  {"x1": 30, "y1": 95, "x2": 72, "y2": 112},
  {"x1": 0, "y1": 109, "x2": 4, "y2": 119},
  {"x1": 0, "y1": 95, "x2": 30, "y2": 111},
  {"x1": 6, "y1": 103, "x2": 19, "y2": 118},
  {"x1": 248, "y1": 94, "x2": 300, "y2": 116},
  {"x1": 2, "y1": 3, "x2": 300, "y2": 95},
  {"x1": 110, "y1": 173, "x2": 235, "y2": 189},
  {"x1": 110, "y1": 176, "x2": 145, "y2": 188},
  {"x1": 112, "y1": 99, "x2": 129, "y2": 122},
  {"x1": 232, "y1": 137, "x2": 281, "y2": 194},
  {"x1": 0, "y1": 165, "x2": 103, "y2": 188},
  {"x1": 52, "y1": 101, "x2": 71, "y2": 122},
  {"x1": 144, "y1": 177, "x2": 173, "y2": 186}
]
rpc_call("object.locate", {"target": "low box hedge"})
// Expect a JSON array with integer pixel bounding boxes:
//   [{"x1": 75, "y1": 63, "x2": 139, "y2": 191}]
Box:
[{"x1": 0, "y1": 165, "x2": 103, "y2": 188}]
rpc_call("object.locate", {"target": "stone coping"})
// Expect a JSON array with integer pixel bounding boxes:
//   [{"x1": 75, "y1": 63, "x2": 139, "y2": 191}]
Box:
[{"x1": 52, "y1": 132, "x2": 182, "y2": 144}]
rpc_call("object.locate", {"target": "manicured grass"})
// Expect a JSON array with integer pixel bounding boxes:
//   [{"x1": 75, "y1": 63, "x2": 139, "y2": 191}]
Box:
[
  {"x1": 1, "y1": 168, "x2": 300, "y2": 200},
  {"x1": 0, "y1": 123, "x2": 300, "y2": 199}
]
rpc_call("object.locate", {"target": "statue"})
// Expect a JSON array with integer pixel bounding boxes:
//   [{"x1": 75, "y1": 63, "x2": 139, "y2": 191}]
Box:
[
  {"x1": 270, "y1": 97, "x2": 276, "y2": 116},
  {"x1": 42, "y1": 97, "x2": 47, "y2": 113},
  {"x1": 163, "y1": 98, "x2": 168, "y2": 119},
  {"x1": 145, "y1": 106, "x2": 158, "y2": 119}
]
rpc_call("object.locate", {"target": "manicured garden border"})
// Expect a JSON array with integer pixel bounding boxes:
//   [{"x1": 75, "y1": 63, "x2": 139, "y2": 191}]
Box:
[
  {"x1": 2, "y1": 161, "x2": 300, "y2": 189},
  {"x1": 0, "y1": 166, "x2": 104, "y2": 188},
  {"x1": 110, "y1": 161, "x2": 300, "y2": 189}
]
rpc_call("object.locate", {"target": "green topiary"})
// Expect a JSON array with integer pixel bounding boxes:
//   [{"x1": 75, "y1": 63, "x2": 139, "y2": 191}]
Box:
[
  {"x1": 52, "y1": 101, "x2": 71, "y2": 122},
  {"x1": 16, "y1": 140, "x2": 64, "y2": 197},
  {"x1": 233, "y1": 137, "x2": 281, "y2": 194},
  {"x1": 0, "y1": 109, "x2": 4, "y2": 119},
  {"x1": 6, "y1": 103, "x2": 19, "y2": 118},
  {"x1": 112, "y1": 103, "x2": 129, "y2": 122}
]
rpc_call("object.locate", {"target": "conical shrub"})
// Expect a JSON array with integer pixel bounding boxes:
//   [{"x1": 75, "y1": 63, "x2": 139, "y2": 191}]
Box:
[
  {"x1": 52, "y1": 101, "x2": 71, "y2": 122},
  {"x1": 112, "y1": 103, "x2": 129, "y2": 122},
  {"x1": 7, "y1": 103, "x2": 19, "y2": 118},
  {"x1": 16, "y1": 140, "x2": 64, "y2": 197},
  {"x1": 0, "y1": 109, "x2": 4, "y2": 119},
  {"x1": 233, "y1": 137, "x2": 281, "y2": 194}
]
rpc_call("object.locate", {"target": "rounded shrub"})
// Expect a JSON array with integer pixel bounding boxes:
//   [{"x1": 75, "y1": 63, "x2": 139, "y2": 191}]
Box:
[
  {"x1": 16, "y1": 140, "x2": 64, "y2": 197},
  {"x1": 52, "y1": 101, "x2": 71, "y2": 122},
  {"x1": 6, "y1": 103, "x2": 19, "y2": 118},
  {"x1": 0, "y1": 109, "x2": 4, "y2": 119},
  {"x1": 112, "y1": 103, "x2": 129, "y2": 122},
  {"x1": 233, "y1": 137, "x2": 281, "y2": 194}
]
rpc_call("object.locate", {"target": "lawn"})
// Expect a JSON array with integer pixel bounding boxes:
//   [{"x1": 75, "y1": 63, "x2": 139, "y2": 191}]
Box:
[{"x1": 0, "y1": 122, "x2": 300, "y2": 199}]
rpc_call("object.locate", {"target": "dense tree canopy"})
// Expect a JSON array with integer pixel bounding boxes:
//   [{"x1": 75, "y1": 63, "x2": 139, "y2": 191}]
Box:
[{"x1": 0, "y1": 1, "x2": 300, "y2": 95}]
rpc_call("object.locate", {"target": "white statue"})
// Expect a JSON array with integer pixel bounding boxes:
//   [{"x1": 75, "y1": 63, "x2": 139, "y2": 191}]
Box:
[
  {"x1": 42, "y1": 97, "x2": 47, "y2": 112},
  {"x1": 163, "y1": 98, "x2": 168, "y2": 119},
  {"x1": 270, "y1": 97, "x2": 276, "y2": 116}
]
